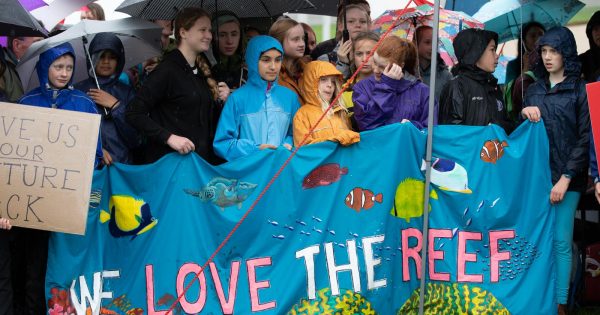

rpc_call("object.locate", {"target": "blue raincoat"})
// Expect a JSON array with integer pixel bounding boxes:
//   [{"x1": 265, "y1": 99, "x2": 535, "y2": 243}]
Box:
[
  {"x1": 213, "y1": 35, "x2": 300, "y2": 161},
  {"x1": 19, "y1": 42, "x2": 102, "y2": 167}
]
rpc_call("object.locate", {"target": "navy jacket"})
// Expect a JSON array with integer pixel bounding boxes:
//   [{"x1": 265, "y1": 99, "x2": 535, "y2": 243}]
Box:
[
  {"x1": 75, "y1": 33, "x2": 140, "y2": 164},
  {"x1": 525, "y1": 27, "x2": 590, "y2": 192}
]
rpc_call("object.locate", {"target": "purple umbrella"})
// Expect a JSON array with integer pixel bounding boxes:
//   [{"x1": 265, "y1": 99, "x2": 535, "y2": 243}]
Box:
[{"x1": 20, "y1": 0, "x2": 46, "y2": 11}]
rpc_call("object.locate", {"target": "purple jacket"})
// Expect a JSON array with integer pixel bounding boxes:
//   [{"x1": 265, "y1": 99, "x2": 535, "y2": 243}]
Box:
[{"x1": 352, "y1": 74, "x2": 436, "y2": 131}]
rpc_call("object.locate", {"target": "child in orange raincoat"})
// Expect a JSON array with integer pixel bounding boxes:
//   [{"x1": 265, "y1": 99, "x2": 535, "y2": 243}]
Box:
[{"x1": 293, "y1": 61, "x2": 360, "y2": 147}]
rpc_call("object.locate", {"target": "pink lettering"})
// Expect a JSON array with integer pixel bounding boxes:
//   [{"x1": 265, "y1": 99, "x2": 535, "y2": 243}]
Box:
[
  {"x1": 428, "y1": 229, "x2": 452, "y2": 281},
  {"x1": 247, "y1": 257, "x2": 276, "y2": 312},
  {"x1": 402, "y1": 228, "x2": 422, "y2": 281},
  {"x1": 458, "y1": 232, "x2": 483, "y2": 283},
  {"x1": 210, "y1": 261, "x2": 240, "y2": 314},
  {"x1": 176, "y1": 263, "x2": 207, "y2": 313},
  {"x1": 489, "y1": 230, "x2": 515, "y2": 282}
]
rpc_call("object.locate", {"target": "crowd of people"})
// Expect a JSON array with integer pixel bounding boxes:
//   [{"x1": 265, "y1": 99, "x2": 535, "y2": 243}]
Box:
[{"x1": 0, "y1": 1, "x2": 600, "y2": 314}]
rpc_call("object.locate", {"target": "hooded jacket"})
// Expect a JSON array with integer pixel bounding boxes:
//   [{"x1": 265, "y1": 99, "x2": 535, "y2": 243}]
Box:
[
  {"x1": 213, "y1": 35, "x2": 300, "y2": 161},
  {"x1": 439, "y1": 28, "x2": 514, "y2": 134},
  {"x1": 293, "y1": 61, "x2": 359, "y2": 147},
  {"x1": 19, "y1": 42, "x2": 102, "y2": 167},
  {"x1": 579, "y1": 11, "x2": 600, "y2": 82},
  {"x1": 352, "y1": 71, "x2": 434, "y2": 131},
  {"x1": 126, "y1": 46, "x2": 222, "y2": 165},
  {"x1": 525, "y1": 27, "x2": 590, "y2": 192},
  {"x1": 75, "y1": 33, "x2": 139, "y2": 164}
]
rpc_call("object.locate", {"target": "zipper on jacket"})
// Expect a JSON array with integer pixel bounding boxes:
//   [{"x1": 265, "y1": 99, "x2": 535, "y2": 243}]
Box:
[{"x1": 51, "y1": 89, "x2": 58, "y2": 108}]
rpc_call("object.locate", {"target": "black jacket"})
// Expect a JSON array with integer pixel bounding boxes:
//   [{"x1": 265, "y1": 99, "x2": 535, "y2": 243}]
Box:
[
  {"x1": 439, "y1": 29, "x2": 514, "y2": 133},
  {"x1": 525, "y1": 27, "x2": 590, "y2": 192},
  {"x1": 579, "y1": 10, "x2": 600, "y2": 82},
  {"x1": 126, "y1": 49, "x2": 222, "y2": 165},
  {"x1": 211, "y1": 54, "x2": 247, "y2": 89}
]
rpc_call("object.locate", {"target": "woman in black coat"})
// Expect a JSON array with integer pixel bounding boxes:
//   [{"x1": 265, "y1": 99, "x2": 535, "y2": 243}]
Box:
[{"x1": 127, "y1": 7, "x2": 226, "y2": 165}]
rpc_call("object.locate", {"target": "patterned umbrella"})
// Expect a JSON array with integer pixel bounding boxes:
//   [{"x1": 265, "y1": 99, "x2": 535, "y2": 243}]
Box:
[
  {"x1": 372, "y1": 3, "x2": 484, "y2": 66},
  {"x1": 473, "y1": 0, "x2": 584, "y2": 43}
]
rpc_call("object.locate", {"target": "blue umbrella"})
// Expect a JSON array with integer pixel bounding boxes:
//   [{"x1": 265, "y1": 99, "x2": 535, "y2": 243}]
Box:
[
  {"x1": 473, "y1": 0, "x2": 585, "y2": 43},
  {"x1": 444, "y1": 0, "x2": 488, "y2": 16}
]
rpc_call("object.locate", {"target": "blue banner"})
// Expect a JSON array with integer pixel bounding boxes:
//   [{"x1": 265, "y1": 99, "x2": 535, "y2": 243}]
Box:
[{"x1": 46, "y1": 122, "x2": 554, "y2": 315}]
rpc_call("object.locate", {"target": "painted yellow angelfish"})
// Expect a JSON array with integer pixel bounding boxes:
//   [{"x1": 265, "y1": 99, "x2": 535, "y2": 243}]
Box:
[{"x1": 100, "y1": 195, "x2": 158, "y2": 239}]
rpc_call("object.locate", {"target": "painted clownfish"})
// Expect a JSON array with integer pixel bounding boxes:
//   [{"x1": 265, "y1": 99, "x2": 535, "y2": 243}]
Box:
[
  {"x1": 481, "y1": 140, "x2": 509, "y2": 164},
  {"x1": 345, "y1": 188, "x2": 383, "y2": 212}
]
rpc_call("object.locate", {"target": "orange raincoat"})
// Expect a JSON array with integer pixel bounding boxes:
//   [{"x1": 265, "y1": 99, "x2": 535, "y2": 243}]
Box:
[{"x1": 293, "y1": 61, "x2": 360, "y2": 147}]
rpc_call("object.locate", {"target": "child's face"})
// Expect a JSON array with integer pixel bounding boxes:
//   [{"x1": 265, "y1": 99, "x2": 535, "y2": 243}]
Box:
[
  {"x1": 283, "y1": 24, "x2": 305, "y2": 59},
  {"x1": 524, "y1": 26, "x2": 544, "y2": 52},
  {"x1": 343, "y1": 8, "x2": 369, "y2": 40},
  {"x1": 217, "y1": 21, "x2": 241, "y2": 56},
  {"x1": 318, "y1": 75, "x2": 337, "y2": 102},
  {"x1": 95, "y1": 50, "x2": 118, "y2": 77},
  {"x1": 475, "y1": 40, "x2": 498, "y2": 73},
  {"x1": 541, "y1": 45, "x2": 564, "y2": 75},
  {"x1": 354, "y1": 39, "x2": 376, "y2": 76},
  {"x1": 372, "y1": 52, "x2": 391, "y2": 82},
  {"x1": 417, "y1": 28, "x2": 433, "y2": 61},
  {"x1": 48, "y1": 54, "x2": 74, "y2": 89},
  {"x1": 179, "y1": 16, "x2": 212, "y2": 53},
  {"x1": 258, "y1": 49, "x2": 282, "y2": 82}
]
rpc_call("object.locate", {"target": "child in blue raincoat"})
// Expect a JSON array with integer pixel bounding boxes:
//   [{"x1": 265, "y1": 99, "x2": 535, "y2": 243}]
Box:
[
  {"x1": 12, "y1": 42, "x2": 102, "y2": 315},
  {"x1": 213, "y1": 35, "x2": 300, "y2": 161},
  {"x1": 20, "y1": 42, "x2": 102, "y2": 165}
]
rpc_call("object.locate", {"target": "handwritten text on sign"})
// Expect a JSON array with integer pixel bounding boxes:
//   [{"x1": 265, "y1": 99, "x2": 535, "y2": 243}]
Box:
[{"x1": 0, "y1": 102, "x2": 100, "y2": 234}]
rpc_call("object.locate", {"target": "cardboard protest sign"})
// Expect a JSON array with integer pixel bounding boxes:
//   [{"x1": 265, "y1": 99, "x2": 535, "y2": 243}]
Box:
[{"x1": 0, "y1": 102, "x2": 100, "y2": 235}]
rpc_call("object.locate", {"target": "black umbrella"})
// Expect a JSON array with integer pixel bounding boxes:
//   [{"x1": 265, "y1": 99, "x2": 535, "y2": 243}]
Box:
[
  {"x1": 0, "y1": 0, "x2": 47, "y2": 37},
  {"x1": 116, "y1": 0, "x2": 315, "y2": 19},
  {"x1": 289, "y1": 0, "x2": 337, "y2": 16}
]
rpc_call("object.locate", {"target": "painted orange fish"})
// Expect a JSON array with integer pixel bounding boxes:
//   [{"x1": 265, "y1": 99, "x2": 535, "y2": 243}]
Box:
[
  {"x1": 480, "y1": 140, "x2": 509, "y2": 164},
  {"x1": 345, "y1": 188, "x2": 383, "y2": 212}
]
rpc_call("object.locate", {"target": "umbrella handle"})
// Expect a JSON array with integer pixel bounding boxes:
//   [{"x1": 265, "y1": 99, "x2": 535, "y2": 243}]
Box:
[{"x1": 81, "y1": 36, "x2": 108, "y2": 115}]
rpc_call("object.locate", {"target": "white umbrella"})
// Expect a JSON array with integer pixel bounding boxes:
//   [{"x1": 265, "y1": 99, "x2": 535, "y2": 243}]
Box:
[
  {"x1": 17, "y1": 18, "x2": 162, "y2": 93},
  {"x1": 30, "y1": 0, "x2": 95, "y2": 31}
]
